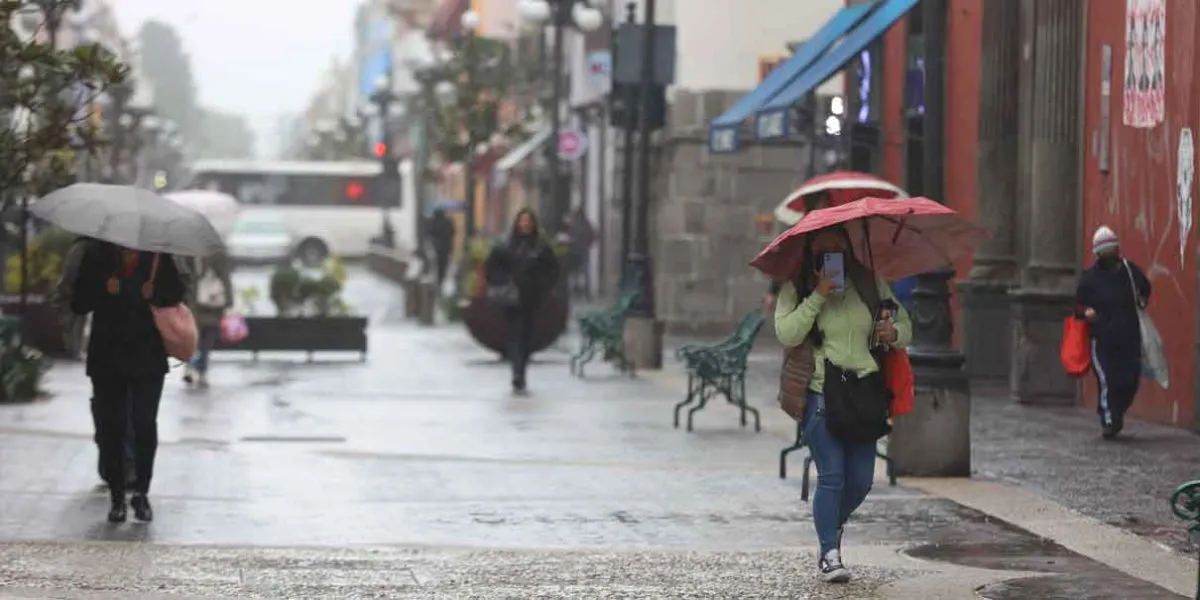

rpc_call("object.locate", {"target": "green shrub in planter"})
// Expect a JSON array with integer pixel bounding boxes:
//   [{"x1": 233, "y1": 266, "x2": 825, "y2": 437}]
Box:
[
  {"x1": 269, "y1": 264, "x2": 302, "y2": 315},
  {"x1": 0, "y1": 345, "x2": 47, "y2": 403}
]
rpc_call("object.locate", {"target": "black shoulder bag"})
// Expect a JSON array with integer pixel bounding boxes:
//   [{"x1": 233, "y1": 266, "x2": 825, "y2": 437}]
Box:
[{"x1": 820, "y1": 267, "x2": 894, "y2": 444}]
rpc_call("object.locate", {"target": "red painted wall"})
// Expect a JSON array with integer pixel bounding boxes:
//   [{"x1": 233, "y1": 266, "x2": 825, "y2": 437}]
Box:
[
  {"x1": 880, "y1": 18, "x2": 908, "y2": 185},
  {"x1": 1081, "y1": 0, "x2": 1199, "y2": 428},
  {"x1": 944, "y1": 0, "x2": 982, "y2": 348},
  {"x1": 944, "y1": 0, "x2": 981, "y2": 265},
  {"x1": 874, "y1": 2, "x2": 982, "y2": 346}
]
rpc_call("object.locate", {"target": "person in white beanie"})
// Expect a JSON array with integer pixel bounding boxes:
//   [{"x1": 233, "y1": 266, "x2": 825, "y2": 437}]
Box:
[{"x1": 1074, "y1": 225, "x2": 1151, "y2": 439}]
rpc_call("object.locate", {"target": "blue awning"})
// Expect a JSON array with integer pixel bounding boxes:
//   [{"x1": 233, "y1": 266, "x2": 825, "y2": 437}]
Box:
[
  {"x1": 754, "y1": 0, "x2": 919, "y2": 140},
  {"x1": 707, "y1": 3, "x2": 876, "y2": 154}
]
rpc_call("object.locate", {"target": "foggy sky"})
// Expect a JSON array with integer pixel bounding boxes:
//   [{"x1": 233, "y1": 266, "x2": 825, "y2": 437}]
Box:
[{"x1": 114, "y1": 0, "x2": 356, "y2": 156}]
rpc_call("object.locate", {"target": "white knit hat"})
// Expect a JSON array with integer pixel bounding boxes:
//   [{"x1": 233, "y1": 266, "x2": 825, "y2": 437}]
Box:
[{"x1": 1092, "y1": 225, "x2": 1119, "y2": 255}]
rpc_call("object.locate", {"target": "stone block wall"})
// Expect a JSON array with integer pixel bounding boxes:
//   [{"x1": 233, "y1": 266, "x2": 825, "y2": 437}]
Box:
[{"x1": 605, "y1": 89, "x2": 810, "y2": 336}]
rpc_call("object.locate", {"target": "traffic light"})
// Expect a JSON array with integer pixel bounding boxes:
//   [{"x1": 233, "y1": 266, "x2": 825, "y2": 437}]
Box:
[{"x1": 373, "y1": 142, "x2": 387, "y2": 158}]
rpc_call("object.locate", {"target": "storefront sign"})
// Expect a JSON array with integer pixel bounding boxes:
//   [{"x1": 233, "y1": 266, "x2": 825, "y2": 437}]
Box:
[{"x1": 756, "y1": 110, "x2": 787, "y2": 139}]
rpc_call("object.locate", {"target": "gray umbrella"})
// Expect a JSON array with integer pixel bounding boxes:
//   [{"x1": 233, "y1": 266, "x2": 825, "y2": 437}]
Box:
[{"x1": 32, "y1": 183, "x2": 225, "y2": 257}]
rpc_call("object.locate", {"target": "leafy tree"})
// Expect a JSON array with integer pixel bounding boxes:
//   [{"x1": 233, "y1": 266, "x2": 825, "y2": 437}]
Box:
[
  {"x1": 0, "y1": 0, "x2": 128, "y2": 206},
  {"x1": 429, "y1": 35, "x2": 527, "y2": 164},
  {"x1": 137, "y1": 20, "x2": 198, "y2": 140}
]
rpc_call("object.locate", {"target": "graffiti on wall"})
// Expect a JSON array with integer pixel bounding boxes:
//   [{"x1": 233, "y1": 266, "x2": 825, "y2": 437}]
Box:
[
  {"x1": 1179, "y1": 128, "x2": 1194, "y2": 267},
  {"x1": 1123, "y1": 0, "x2": 1166, "y2": 128}
]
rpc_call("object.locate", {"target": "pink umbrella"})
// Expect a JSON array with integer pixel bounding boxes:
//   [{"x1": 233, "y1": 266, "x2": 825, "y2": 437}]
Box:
[
  {"x1": 774, "y1": 171, "x2": 907, "y2": 225},
  {"x1": 752, "y1": 196, "x2": 988, "y2": 281}
]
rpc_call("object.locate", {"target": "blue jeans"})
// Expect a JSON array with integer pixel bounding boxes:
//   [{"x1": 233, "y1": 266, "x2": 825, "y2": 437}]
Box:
[
  {"x1": 804, "y1": 392, "x2": 877, "y2": 556},
  {"x1": 191, "y1": 325, "x2": 220, "y2": 374}
]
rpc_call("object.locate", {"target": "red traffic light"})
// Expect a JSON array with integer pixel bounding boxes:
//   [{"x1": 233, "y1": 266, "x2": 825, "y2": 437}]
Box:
[{"x1": 373, "y1": 142, "x2": 387, "y2": 157}]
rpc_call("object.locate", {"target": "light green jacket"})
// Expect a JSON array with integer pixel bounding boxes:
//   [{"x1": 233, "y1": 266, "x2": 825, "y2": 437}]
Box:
[{"x1": 774, "y1": 278, "x2": 912, "y2": 394}]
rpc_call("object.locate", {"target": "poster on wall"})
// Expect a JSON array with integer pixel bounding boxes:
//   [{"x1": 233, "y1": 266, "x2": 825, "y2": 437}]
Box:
[
  {"x1": 1123, "y1": 0, "x2": 1166, "y2": 129},
  {"x1": 1178, "y1": 128, "x2": 1194, "y2": 267}
]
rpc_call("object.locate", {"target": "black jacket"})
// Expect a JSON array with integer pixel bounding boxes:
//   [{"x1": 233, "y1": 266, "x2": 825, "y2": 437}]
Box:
[
  {"x1": 485, "y1": 235, "x2": 560, "y2": 310},
  {"x1": 1075, "y1": 259, "x2": 1151, "y2": 349},
  {"x1": 71, "y1": 242, "x2": 188, "y2": 378}
]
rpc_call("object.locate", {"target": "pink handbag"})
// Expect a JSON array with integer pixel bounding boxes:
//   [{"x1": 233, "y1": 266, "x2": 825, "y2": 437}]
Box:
[
  {"x1": 220, "y1": 313, "x2": 249, "y2": 343},
  {"x1": 144, "y1": 254, "x2": 198, "y2": 361}
]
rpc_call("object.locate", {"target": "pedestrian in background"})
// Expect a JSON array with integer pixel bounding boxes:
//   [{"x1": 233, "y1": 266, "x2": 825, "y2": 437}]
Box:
[
  {"x1": 485, "y1": 208, "x2": 560, "y2": 392},
  {"x1": 1075, "y1": 225, "x2": 1151, "y2": 439},
  {"x1": 567, "y1": 207, "x2": 595, "y2": 301},
  {"x1": 184, "y1": 252, "x2": 233, "y2": 388},
  {"x1": 428, "y1": 208, "x2": 455, "y2": 289},
  {"x1": 70, "y1": 241, "x2": 187, "y2": 523}
]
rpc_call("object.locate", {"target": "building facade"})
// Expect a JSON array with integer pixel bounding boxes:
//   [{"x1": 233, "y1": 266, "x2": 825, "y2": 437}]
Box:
[{"x1": 608, "y1": 0, "x2": 845, "y2": 335}]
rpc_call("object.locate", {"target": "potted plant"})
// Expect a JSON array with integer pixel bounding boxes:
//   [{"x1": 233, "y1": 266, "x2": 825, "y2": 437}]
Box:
[
  {"x1": 268, "y1": 263, "x2": 303, "y2": 316},
  {"x1": 217, "y1": 258, "x2": 366, "y2": 359},
  {"x1": 1, "y1": 228, "x2": 78, "y2": 356}
]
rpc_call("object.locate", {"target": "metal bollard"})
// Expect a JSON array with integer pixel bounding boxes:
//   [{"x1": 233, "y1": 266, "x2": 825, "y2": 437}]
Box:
[{"x1": 1169, "y1": 480, "x2": 1200, "y2": 599}]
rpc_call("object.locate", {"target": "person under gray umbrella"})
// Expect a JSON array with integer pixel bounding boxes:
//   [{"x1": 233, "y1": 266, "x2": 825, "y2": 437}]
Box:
[{"x1": 35, "y1": 183, "x2": 222, "y2": 524}]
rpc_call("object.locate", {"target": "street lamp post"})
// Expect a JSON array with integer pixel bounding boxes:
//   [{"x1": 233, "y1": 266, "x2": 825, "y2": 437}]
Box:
[
  {"x1": 370, "y1": 75, "x2": 400, "y2": 248},
  {"x1": 518, "y1": 0, "x2": 602, "y2": 232},
  {"x1": 104, "y1": 80, "x2": 132, "y2": 183},
  {"x1": 459, "y1": 10, "x2": 482, "y2": 241}
]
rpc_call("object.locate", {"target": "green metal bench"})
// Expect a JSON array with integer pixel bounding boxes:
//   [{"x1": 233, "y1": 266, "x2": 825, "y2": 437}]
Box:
[
  {"x1": 569, "y1": 284, "x2": 640, "y2": 378},
  {"x1": 672, "y1": 311, "x2": 765, "y2": 432},
  {"x1": 780, "y1": 421, "x2": 898, "y2": 501},
  {"x1": 1169, "y1": 480, "x2": 1200, "y2": 598}
]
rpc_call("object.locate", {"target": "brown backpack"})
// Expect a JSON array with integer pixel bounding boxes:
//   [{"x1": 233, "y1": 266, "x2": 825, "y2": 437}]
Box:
[{"x1": 778, "y1": 341, "x2": 816, "y2": 420}]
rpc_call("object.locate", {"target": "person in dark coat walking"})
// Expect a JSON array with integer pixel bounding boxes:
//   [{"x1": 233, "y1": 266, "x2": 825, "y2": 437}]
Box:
[
  {"x1": 428, "y1": 209, "x2": 455, "y2": 288},
  {"x1": 1075, "y1": 225, "x2": 1151, "y2": 439},
  {"x1": 71, "y1": 241, "x2": 187, "y2": 523},
  {"x1": 56, "y1": 237, "x2": 137, "y2": 488},
  {"x1": 485, "y1": 208, "x2": 560, "y2": 392}
]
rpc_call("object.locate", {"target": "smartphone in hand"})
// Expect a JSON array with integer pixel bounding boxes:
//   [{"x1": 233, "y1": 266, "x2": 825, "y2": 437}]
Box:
[{"x1": 822, "y1": 252, "x2": 845, "y2": 292}]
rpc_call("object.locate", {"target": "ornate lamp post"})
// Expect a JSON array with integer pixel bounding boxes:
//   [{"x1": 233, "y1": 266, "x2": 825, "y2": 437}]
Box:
[{"x1": 517, "y1": 0, "x2": 603, "y2": 231}]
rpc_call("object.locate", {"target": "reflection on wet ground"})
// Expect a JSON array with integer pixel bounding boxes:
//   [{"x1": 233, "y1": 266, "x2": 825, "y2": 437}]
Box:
[{"x1": 0, "y1": 267, "x2": 1190, "y2": 598}]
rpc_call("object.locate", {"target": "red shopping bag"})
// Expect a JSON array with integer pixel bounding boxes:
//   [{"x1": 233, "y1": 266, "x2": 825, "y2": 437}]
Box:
[
  {"x1": 883, "y1": 349, "x2": 914, "y2": 417},
  {"x1": 1061, "y1": 316, "x2": 1091, "y2": 377}
]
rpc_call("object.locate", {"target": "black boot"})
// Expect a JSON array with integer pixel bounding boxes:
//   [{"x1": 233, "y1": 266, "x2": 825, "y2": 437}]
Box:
[
  {"x1": 107, "y1": 494, "x2": 127, "y2": 523},
  {"x1": 130, "y1": 494, "x2": 153, "y2": 522}
]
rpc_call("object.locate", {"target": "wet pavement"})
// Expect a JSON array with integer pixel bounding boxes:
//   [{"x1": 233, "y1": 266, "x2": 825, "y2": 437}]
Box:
[
  {"x1": 0, "y1": 269, "x2": 1186, "y2": 597},
  {"x1": 718, "y1": 333, "x2": 1200, "y2": 557}
]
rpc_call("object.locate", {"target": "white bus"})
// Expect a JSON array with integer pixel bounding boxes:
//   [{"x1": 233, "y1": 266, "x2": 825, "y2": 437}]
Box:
[{"x1": 182, "y1": 159, "x2": 416, "y2": 267}]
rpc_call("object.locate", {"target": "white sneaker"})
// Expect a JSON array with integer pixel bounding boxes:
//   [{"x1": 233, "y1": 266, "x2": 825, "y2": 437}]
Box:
[{"x1": 819, "y1": 549, "x2": 850, "y2": 583}]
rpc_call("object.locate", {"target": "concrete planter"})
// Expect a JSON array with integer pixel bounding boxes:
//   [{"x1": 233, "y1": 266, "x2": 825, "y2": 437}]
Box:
[
  {"x1": 0, "y1": 294, "x2": 78, "y2": 358},
  {"x1": 213, "y1": 316, "x2": 368, "y2": 361},
  {"x1": 365, "y1": 244, "x2": 409, "y2": 284}
]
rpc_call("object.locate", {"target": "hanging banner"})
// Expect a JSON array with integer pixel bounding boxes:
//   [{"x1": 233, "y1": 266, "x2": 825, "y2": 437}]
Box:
[{"x1": 1123, "y1": 0, "x2": 1165, "y2": 129}]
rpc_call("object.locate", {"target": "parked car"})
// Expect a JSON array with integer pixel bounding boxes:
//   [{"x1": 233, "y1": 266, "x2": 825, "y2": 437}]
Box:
[{"x1": 227, "y1": 216, "x2": 296, "y2": 263}]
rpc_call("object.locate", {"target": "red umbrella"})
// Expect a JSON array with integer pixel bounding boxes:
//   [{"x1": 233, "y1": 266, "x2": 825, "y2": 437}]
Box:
[
  {"x1": 774, "y1": 171, "x2": 907, "y2": 225},
  {"x1": 752, "y1": 196, "x2": 988, "y2": 281}
]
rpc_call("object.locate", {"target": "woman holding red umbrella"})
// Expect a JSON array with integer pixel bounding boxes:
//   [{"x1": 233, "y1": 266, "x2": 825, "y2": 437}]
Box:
[
  {"x1": 773, "y1": 224, "x2": 911, "y2": 584},
  {"x1": 760, "y1": 195, "x2": 985, "y2": 584}
]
